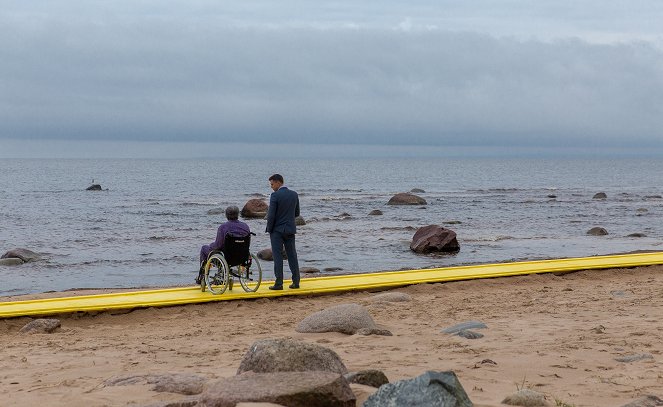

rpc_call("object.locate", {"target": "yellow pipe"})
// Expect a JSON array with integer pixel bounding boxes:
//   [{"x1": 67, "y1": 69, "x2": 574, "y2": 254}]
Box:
[{"x1": 2, "y1": 251, "x2": 662, "y2": 319}]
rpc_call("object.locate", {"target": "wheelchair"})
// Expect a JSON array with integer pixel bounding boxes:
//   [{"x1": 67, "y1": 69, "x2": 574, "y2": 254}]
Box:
[{"x1": 201, "y1": 232, "x2": 262, "y2": 294}]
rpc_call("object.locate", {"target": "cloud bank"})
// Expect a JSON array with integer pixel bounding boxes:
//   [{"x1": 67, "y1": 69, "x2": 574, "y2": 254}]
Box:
[{"x1": 1, "y1": 2, "x2": 663, "y2": 150}]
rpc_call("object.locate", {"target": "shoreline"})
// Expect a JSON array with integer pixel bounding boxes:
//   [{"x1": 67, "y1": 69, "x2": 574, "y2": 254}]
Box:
[{"x1": 2, "y1": 265, "x2": 662, "y2": 406}]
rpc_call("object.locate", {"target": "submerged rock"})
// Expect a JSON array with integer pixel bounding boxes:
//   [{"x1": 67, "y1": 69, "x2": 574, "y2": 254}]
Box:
[
  {"x1": 1, "y1": 248, "x2": 40, "y2": 262},
  {"x1": 86, "y1": 184, "x2": 102, "y2": 191},
  {"x1": 587, "y1": 227, "x2": 608, "y2": 236},
  {"x1": 387, "y1": 193, "x2": 427, "y2": 205}
]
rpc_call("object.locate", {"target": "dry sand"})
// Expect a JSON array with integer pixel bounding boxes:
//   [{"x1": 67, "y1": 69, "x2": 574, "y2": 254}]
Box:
[{"x1": 2, "y1": 265, "x2": 663, "y2": 406}]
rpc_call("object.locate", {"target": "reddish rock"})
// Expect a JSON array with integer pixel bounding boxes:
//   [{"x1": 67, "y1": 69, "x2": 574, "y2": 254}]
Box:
[
  {"x1": 201, "y1": 371, "x2": 355, "y2": 407},
  {"x1": 241, "y1": 199, "x2": 268, "y2": 218},
  {"x1": 410, "y1": 225, "x2": 460, "y2": 253}
]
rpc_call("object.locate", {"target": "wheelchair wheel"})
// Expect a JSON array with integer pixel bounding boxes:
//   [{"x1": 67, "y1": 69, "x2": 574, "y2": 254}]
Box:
[
  {"x1": 238, "y1": 253, "x2": 262, "y2": 292},
  {"x1": 205, "y1": 253, "x2": 229, "y2": 295}
]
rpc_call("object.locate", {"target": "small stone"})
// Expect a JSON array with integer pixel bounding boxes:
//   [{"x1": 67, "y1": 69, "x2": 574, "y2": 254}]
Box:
[
  {"x1": 344, "y1": 370, "x2": 389, "y2": 388},
  {"x1": 615, "y1": 354, "x2": 654, "y2": 363},
  {"x1": 442, "y1": 321, "x2": 487, "y2": 334},
  {"x1": 368, "y1": 209, "x2": 383, "y2": 216},
  {"x1": 593, "y1": 192, "x2": 607, "y2": 199},
  {"x1": 457, "y1": 330, "x2": 483, "y2": 339},
  {"x1": 502, "y1": 388, "x2": 548, "y2": 406},
  {"x1": 20, "y1": 318, "x2": 61, "y2": 334},
  {"x1": 300, "y1": 267, "x2": 320, "y2": 274}
]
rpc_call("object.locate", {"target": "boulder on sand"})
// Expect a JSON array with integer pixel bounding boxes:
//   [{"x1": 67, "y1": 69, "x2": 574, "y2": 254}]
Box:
[
  {"x1": 410, "y1": 225, "x2": 460, "y2": 253},
  {"x1": 241, "y1": 198, "x2": 268, "y2": 218},
  {"x1": 237, "y1": 338, "x2": 348, "y2": 375}
]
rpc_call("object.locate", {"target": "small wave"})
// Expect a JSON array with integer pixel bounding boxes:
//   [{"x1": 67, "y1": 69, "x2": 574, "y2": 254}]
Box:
[
  {"x1": 380, "y1": 226, "x2": 417, "y2": 231},
  {"x1": 148, "y1": 236, "x2": 177, "y2": 241},
  {"x1": 319, "y1": 196, "x2": 363, "y2": 201},
  {"x1": 181, "y1": 202, "x2": 215, "y2": 207},
  {"x1": 463, "y1": 235, "x2": 514, "y2": 242}
]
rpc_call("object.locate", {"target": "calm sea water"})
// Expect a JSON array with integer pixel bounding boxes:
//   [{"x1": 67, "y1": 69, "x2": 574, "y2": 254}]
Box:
[{"x1": 1, "y1": 157, "x2": 663, "y2": 296}]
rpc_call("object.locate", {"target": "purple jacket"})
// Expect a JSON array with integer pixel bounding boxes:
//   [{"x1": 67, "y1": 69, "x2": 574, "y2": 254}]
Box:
[{"x1": 209, "y1": 220, "x2": 251, "y2": 252}]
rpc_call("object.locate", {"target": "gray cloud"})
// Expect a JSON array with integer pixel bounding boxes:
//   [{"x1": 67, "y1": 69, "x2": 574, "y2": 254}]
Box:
[{"x1": 1, "y1": 2, "x2": 663, "y2": 149}]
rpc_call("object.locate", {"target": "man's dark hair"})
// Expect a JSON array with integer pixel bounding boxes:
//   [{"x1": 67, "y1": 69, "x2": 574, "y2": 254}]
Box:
[
  {"x1": 225, "y1": 205, "x2": 240, "y2": 220},
  {"x1": 269, "y1": 174, "x2": 284, "y2": 183}
]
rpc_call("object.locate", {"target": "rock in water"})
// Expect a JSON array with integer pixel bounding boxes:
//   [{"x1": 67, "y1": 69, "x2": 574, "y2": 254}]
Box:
[
  {"x1": 587, "y1": 227, "x2": 608, "y2": 236},
  {"x1": 387, "y1": 193, "x2": 427, "y2": 205},
  {"x1": 241, "y1": 198, "x2": 268, "y2": 218},
  {"x1": 410, "y1": 225, "x2": 460, "y2": 253},
  {"x1": 86, "y1": 184, "x2": 102, "y2": 191},
  {"x1": 1, "y1": 248, "x2": 40, "y2": 262}
]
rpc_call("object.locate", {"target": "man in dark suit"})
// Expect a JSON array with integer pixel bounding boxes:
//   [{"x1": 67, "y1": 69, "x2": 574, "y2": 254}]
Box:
[{"x1": 266, "y1": 174, "x2": 300, "y2": 290}]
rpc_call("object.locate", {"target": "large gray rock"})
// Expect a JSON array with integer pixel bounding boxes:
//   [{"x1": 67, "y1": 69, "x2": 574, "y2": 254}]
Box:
[
  {"x1": 387, "y1": 193, "x2": 427, "y2": 205},
  {"x1": 296, "y1": 303, "x2": 390, "y2": 336},
  {"x1": 237, "y1": 338, "x2": 348, "y2": 375},
  {"x1": 241, "y1": 199, "x2": 268, "y2": 218},
  {"x1": 363, "y1": 370, "x2": 473, "y2": 407},
  {"x1": 200, "y1": 371, "x2": 355, "y2": 407},
  {"x1": 410, "y1": 225, "x2": 460, "y2": 254},
  {"x1": 19, "y1": 318, "x2": 61, "y2": 334},
  {"x1": 1, "y1": 248, "x2": 40, "y2": 262}
]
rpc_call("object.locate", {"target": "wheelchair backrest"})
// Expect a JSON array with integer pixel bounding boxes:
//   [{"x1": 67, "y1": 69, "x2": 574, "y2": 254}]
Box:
[{"x1": 223, "y1": 233, "x2": 251, "y2": 267}]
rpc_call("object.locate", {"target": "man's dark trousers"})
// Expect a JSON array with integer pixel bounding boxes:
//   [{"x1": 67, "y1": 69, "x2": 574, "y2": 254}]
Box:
[{"x1": 270, "y1": 231, "x2": 299, "y2": 286}]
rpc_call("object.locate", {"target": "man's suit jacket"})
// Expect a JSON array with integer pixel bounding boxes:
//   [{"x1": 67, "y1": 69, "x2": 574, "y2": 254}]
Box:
[{"x1": 266, "y1": 186, "x2": 300, "y2": 235}]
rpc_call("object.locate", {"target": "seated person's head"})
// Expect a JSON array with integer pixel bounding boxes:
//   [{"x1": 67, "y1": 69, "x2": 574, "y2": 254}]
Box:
[{"x1": 225, "y1": 205, "x2": 240, "y2": 220}]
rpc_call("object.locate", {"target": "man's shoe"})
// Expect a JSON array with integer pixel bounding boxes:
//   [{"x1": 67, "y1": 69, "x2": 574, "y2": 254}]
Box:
[
  {"x1": 289, "y1": 283, "x2": 299, "y2": 289},
  {"x1": 268, "y1": 285, "x2": 283, "y2": 290}
]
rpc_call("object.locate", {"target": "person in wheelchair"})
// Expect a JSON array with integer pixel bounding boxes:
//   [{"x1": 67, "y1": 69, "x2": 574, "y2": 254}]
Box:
[{"x1": 196, "y1": 205, "x2": 250, "y2": 284}]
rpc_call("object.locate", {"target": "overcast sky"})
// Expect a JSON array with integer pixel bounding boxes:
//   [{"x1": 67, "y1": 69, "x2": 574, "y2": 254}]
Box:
[{"x1": 2, "y1": 1, "x2": 663, "y2": 156}]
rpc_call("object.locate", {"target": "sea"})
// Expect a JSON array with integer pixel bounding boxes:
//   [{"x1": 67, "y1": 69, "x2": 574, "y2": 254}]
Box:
[{"x1": 2, "y1": 156, "x2": 663, "y2": 296}]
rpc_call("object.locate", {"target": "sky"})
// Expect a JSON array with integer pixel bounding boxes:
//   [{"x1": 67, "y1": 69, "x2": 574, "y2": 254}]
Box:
[{"x1": 1, "y1": 1, "x2": 663, "y2": 157}]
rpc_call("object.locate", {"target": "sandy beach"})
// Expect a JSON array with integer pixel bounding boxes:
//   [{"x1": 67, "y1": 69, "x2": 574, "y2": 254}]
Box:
[{"x1": 1, "y1": 265, "x2": 663, "y2": 406}]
